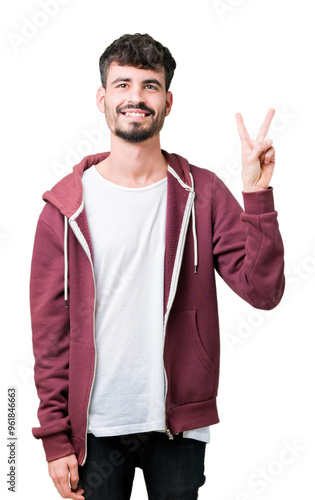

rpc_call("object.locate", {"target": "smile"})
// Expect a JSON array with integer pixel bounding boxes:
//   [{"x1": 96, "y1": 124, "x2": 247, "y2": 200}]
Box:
[
  {"x1": 125, "y1": 112, "x2": 147, "y2": 117},
  {"x1": 120, "y1": 109, "x2": 152, "y2": 119}
]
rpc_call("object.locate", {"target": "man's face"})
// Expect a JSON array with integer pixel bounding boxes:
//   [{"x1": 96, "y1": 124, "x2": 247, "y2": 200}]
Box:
[{"x1": 97, "y1": 62, "x2": 173, "y2": 143}]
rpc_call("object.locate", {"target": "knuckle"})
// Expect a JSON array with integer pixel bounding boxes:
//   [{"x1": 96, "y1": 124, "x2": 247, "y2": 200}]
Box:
[
  {"x1": 57, "y1": 473, "x2": 68, "y2": 482},
  {"x1": 266, "y1": 148, "x2": 275, "y2": 157}
]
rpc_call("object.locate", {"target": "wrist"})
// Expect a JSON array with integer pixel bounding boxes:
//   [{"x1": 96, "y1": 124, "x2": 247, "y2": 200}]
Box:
[{"x1": 242, "y1": 185, "x2": 269, "y2": 193}]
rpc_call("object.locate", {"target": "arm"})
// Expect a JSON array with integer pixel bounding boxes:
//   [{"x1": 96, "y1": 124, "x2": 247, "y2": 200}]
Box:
[
  {"x1": 212, "y1": 109, "x2": 285, "y2": 308},
  {"x1": 212, "y1": 176, "x2": 285, "y2": 309},
  {"x1": 30, "y1": 208, "x2": 73, "y2": 459},
  {"x1": 30, "y1": 205, "x2": 84, "y2": 499}
]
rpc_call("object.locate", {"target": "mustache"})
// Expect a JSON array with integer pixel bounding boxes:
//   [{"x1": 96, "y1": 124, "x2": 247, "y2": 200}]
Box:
[{"x1": 117, "y1": 103, "x2": 155, "y2": 116}]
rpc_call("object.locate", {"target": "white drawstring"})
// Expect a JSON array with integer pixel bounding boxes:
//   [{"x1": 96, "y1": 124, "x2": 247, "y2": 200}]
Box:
[
  {"x1": 64, "y1": 215, "x2": 68, "y2": 308},
  {"x1": 62, "y1": 170, "x2": 198, "y2": 303},
  {"x1": 189, "y1": 172, "x2": 198, "y2": 274}
]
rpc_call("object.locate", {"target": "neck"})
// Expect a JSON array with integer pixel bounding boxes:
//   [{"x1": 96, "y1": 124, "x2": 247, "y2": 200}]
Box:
[{"x1": 97, "y1": 134, "x2": 168, "y2": 188}]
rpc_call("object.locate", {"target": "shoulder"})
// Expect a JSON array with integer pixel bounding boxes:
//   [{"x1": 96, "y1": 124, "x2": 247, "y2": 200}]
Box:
[
  {"x1": 189, "y1": 163, "x2": 216, "y2": 179},
  {"x1": 189, "y1": 163, "x2": 239, "y2": 218},
  {"x1": 37, "y1": 202, "x2": 65, "y2": 244},
  {"x1": 189, "y1": 163, "x2": 223, "y2": 196}
]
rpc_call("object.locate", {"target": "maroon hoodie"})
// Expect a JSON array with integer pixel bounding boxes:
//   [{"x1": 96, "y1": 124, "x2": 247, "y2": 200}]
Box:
[{"x1": 30, "y1": 150, "x2": 285, "y2": 465}]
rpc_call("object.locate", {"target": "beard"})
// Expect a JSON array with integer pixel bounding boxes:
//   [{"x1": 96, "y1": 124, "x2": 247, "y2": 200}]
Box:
[
  {"x1": 105, "y1": 103, "x2": 167, "y2": 144},
  {"x1": 114, "y1": 120, "x2": 162, "y2": 143}
]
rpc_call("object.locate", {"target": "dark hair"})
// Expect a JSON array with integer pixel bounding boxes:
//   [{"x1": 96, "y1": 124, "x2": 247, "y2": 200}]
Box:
[{"x1": 99, "y1": 33, "x2": 176, "y2": 91}]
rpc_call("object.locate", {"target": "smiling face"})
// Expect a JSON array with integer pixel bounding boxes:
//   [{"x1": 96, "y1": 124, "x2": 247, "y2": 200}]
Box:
[{"x1": 97, "y1": 62, "x2": 173, "y2": 144}]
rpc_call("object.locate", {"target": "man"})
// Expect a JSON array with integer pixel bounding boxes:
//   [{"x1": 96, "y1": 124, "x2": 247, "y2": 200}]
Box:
[{"x1": 30, "y1": 33, "x2": 285, "y2": 500}]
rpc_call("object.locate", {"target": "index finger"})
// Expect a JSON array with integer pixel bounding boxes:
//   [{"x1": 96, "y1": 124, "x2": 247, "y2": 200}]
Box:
[
  {"x1": 235, "y1": 112, "x2": 251, "y2": 143},
  {"x1": 69, "y1": 460, "x2": 80, "y2": 490},
  {"x1": 257, "y1": 108, "x2": 275, "y2": 141}
]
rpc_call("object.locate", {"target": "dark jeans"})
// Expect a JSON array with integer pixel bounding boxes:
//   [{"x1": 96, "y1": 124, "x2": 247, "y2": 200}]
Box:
[{"x1": 78, "y1": 431, "x2": 207, "y2": 500}]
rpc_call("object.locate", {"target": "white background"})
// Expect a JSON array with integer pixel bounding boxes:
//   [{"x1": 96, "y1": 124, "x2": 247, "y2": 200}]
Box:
[{"x1": 1, "y1": 0, "x2": 314, "y2": 498}]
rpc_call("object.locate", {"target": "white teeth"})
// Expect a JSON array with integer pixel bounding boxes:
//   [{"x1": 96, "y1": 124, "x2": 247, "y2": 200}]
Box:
[{"x1": 125, "y1": 112, "x2": 146, "y2": 117}]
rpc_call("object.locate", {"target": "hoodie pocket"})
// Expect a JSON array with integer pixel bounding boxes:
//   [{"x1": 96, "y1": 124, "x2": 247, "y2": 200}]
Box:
[{"x1": 165, "y1": 309, "x2": 215, "y2": 408}]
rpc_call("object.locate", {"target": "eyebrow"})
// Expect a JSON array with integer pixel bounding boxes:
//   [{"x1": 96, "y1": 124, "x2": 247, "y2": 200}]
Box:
[{"x1": 110, "y1": 77, "x2": 163, "y2": 89}]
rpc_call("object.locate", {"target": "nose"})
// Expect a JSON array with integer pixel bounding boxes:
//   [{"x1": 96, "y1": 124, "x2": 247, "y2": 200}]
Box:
[{"x1": 127, "y1": 85, "x2": 145, "y2": 106}]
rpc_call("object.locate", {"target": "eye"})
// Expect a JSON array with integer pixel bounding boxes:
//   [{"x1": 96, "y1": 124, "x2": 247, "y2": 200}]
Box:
[
  {"x1": 117, "y1": 83, "x2": 128, "y2": 88},
  {"x1": 145, "y1": 85, "x2": 157, "y2": 90}
]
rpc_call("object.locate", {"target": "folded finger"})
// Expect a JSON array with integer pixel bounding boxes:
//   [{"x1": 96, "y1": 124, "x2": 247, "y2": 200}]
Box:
[
  {"x1": 69, "y1": 463, "x2": 80, "y2": 490},
  {"x1": 252, "y1": 139, "x2": 273, "y2": 157},
  {"x1": 263, "y1": 147, "x2": 275, "y2": 163},
  {"x1": 55, "y1": 476, "x2": 77, "y2": 500}
]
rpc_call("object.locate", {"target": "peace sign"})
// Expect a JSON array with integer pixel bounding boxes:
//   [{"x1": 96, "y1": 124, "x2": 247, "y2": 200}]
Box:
[{"x1": 235, "y1": 108, "x2": 276, "y2": 192}]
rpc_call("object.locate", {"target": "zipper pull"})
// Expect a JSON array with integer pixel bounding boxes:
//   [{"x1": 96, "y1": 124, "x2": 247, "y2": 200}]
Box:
[{"x1": 165, "y1": 429, "x2": 174, "y2": 440}]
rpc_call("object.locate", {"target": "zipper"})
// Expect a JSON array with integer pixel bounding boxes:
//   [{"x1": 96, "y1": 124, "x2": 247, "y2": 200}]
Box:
[
  {"x1": 165, "y1": 428, "x2": 174, "y2": 440},
  {"x1": 69, "y1": 180, "x2": 195, "y2": 450},
  {"x1": 68, "y1": 216, "x2": 97, "y2": 466},
  {"x1": 162, "y1": 187, "x2": 195, "y2": 441},
  {"x1": 163, "y1": 361, "x2": 173, "y2": 439}
]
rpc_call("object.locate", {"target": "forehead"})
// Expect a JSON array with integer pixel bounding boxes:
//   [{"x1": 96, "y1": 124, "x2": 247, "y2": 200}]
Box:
[{"x1": 107, "y1": 62, "x2": 165, "y2": 86}]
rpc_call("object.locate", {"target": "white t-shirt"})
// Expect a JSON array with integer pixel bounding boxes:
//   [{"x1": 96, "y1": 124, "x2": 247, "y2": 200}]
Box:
[{"x1": 82, "y1": 165, "x2": 210, "y2": 444}]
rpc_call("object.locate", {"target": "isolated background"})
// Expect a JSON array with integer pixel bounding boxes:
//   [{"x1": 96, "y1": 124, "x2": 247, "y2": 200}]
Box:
[{"x1": 1, "y1": 0, "x2": 314, "y2": 498}]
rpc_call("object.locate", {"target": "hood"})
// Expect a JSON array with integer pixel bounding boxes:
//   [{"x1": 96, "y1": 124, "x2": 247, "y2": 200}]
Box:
[
  {"x1": 43, "y1": 150, "x2": 193, "y2": 218},
  {"x1": 42, "y1": 149, "x2": 198, "y2": 308}
]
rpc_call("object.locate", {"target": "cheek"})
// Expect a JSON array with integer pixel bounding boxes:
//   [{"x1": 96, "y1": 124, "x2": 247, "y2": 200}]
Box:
[
  {"x1": 150, "y1": 101, "x2": 166, "y2": 118},
  {"x1": 104, "y1": 95, "x2": 123, "y2": 112}
]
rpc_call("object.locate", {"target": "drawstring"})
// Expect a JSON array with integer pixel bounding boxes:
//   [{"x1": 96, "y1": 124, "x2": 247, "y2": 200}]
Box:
[
  {"x1": 64, "y1": 215, "x2": 68, "y2": 308},
  {"x1": 189, "y1": 172, "x2": 198, "y2": 274},
  {"x1": 62, "y1": 170, "x2": 197, "y2": 305}
]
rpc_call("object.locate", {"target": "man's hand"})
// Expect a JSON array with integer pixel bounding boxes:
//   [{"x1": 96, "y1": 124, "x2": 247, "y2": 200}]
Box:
[
  {"x1": 236, "y1": 108, "x2": 276, "y2": 192},
  {"x1": 48, "y1": 454, "x2": 85, "y2": 499}
]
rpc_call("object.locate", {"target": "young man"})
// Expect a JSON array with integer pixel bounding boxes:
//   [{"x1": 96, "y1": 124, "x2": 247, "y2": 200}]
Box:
[{"x1": 30, "y1": 33, "x2": 285, "y2": 500}]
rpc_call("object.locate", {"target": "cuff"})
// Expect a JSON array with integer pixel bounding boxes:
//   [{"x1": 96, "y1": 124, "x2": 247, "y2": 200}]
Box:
[
  {"x1": 242, "y1": 187, "x2": 275, "y2": 214},
  {"x1": 41, "y1": 432, "x2": 76, "y2": 462}
]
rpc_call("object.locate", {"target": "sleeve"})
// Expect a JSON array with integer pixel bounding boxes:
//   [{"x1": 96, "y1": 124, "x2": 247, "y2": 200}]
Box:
[
  {"x1": 30, "y1": 208, "x2": 75, "y2": 462},
  {"x1": 211, "y1": 174, "x2": 285, "y2": 310}
]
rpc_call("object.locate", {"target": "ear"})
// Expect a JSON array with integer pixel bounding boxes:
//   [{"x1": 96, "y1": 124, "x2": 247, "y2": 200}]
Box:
[
  {"x1": 165, "y1": 91, "x2": 173, "y2": 117},
  {"x1": 96, "y1": 86, "x2": 106, "y2": 113}
]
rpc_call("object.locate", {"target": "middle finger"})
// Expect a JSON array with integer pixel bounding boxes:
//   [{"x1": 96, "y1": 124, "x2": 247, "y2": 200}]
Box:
[{"x1": 257, "y1": 108, "x2": 275, "y2": 142}]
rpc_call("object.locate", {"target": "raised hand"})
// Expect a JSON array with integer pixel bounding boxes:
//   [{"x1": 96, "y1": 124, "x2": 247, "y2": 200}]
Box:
[{"x1": 235, "y1": 108, "x2": 276, "y2": 192}]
